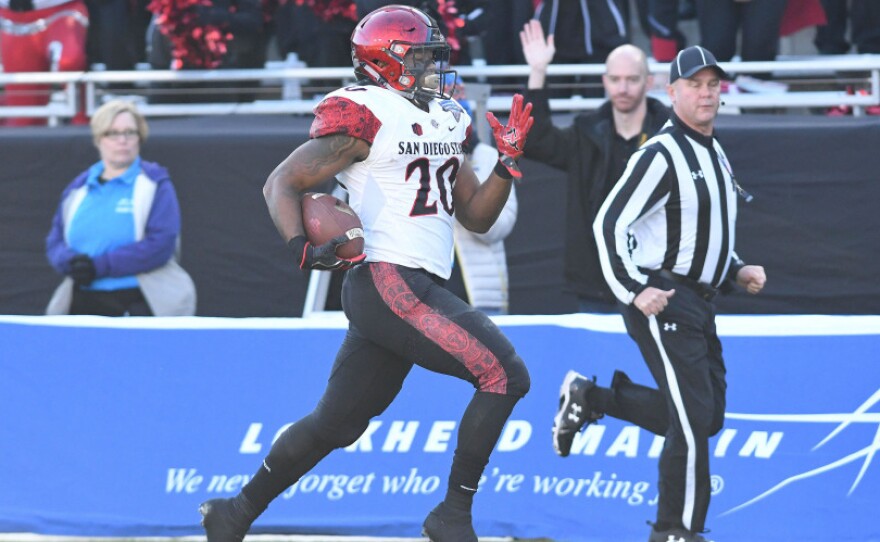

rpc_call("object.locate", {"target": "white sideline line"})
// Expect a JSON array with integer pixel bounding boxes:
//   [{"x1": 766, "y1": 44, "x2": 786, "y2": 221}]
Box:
[
  {"x1": 1, "y1": 313, "x2": 879, "y2": 336},
  {"x1": 0, "y1": 536, "x2": 514, "y2": 542}
]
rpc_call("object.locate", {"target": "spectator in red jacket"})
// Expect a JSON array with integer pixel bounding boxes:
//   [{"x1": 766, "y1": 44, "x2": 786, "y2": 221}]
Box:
[{"x1": 0, "y1": 0, "x2": 88, "y2": 125}]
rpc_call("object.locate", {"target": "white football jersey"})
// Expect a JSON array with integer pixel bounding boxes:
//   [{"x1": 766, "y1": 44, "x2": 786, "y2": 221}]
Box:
[{"x1": 311, "y1": 85, "x2": 472, "y2": 279}]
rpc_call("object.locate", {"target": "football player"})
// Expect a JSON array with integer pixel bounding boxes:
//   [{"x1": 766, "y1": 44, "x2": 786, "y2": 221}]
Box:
[{"x1": 199, "y1": 5, "x2": 534, "y2": 542}]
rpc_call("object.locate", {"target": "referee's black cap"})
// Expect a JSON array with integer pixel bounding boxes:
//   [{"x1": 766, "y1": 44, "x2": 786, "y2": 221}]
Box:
[{"x1": 669, "y1": 46, "x2": 729, "y2": 83}]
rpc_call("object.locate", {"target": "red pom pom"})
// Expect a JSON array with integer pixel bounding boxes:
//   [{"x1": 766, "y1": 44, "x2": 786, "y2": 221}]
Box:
[
  {"x1": 437, "y1": 0, "x2": 462, "y2": 58},
  {"x1": 147, "y1": 0, "x2": 231, "y2": 68}
]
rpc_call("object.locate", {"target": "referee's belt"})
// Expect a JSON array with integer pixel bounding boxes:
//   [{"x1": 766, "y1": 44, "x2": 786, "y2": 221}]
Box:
[{"x1": 654, "y1": 269, "x2": 718, "y2": 301}]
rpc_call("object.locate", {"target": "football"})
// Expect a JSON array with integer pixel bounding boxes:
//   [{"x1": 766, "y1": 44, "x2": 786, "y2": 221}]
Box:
[{"x1": 301, "y1": 192, "x2": 365, "y2": 259}]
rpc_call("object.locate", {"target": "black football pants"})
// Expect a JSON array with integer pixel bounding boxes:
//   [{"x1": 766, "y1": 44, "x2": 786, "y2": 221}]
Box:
[
  {"x1": 243, "y1": 262, "x2": 530, "y2": 514},
  {"x1": 612, "y1": 278, "x2": 726, "y2": 533},
  {"x1": 315, "y1": 262, "x2": 530, "y2": 445}
]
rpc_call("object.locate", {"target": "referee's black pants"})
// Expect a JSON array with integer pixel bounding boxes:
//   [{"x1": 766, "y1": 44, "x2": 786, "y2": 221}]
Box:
[{"x1": 612, "y1": 280, "x2": 726, "y2": 533}]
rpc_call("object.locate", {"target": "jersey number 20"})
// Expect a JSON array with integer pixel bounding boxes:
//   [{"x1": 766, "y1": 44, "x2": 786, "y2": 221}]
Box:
[{"x1": 406, "y1": 157, "x2": 460, "y2": 217}]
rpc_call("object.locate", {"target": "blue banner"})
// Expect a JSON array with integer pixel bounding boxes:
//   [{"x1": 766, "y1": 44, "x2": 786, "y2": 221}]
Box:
[{"x1": 1, "y1": 315, "x2": 879, "y2": 541}]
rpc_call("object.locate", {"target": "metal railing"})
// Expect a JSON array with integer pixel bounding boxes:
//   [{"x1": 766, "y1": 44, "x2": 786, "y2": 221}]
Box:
[{"x1": 2, "y1": 55, "x2": 880, "y2": 126}]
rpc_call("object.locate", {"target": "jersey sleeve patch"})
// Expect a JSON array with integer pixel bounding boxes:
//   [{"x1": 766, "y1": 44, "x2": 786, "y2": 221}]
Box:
[{"x1": 310, "y1": 97, "x2": 382, "y2": 144}]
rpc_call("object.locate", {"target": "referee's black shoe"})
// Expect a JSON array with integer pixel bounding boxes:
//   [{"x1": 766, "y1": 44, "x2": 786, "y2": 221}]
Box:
[
  {"x1": 422, "y1": 502, "x2": 478, "y2": 542},
  {"x1": 552, "y1": 370, "x2": 604, "y2": 457},
  {"x1": 199, "y1": 498, "x2": 251, "y2": 542}
]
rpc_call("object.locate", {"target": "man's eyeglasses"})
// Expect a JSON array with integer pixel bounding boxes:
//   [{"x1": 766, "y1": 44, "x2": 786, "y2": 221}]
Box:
[{"x1": 102, "y1": 129, "x2": 139, "y2": 141}]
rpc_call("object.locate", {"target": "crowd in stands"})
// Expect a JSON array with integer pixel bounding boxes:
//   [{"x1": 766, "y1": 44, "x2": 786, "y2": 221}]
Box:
[
  {"x1": 1, "y1": 0, "x2": 880, "y2": 125},
  {"x1": 1, "y1": 1, "x2": 876, "y2": 320}
]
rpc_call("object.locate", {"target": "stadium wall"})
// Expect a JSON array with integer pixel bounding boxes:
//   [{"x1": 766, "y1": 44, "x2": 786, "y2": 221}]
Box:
[{"x1": 1, "y1": 114, "x2": 880, "y2": 316}]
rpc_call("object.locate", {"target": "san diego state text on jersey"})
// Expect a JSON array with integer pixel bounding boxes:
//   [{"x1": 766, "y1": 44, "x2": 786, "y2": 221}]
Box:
[{"x1": 398, "y1": 141, "x2": 465, "y2": 156}]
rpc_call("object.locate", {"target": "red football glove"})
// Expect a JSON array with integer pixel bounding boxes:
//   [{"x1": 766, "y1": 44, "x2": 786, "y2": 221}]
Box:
[{"x1": 486, "y1": 93, "x2": 534, "y2": 179}]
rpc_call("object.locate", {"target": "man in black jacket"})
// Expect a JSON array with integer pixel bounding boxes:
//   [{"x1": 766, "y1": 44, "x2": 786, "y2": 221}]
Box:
[{"x1": 519, "y1": 20, "x2": 668, "y2": 312}]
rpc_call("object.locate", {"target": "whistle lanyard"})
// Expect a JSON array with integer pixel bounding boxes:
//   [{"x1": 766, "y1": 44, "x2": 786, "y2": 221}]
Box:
[{"x1": 718, "y1": 149, "x2": 753, "y2": 203}]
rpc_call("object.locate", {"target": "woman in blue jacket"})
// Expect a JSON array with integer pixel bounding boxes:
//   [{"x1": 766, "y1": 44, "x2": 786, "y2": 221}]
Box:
[{"x1": 45, "y1": 100, "x2": 196, "y2": 316}]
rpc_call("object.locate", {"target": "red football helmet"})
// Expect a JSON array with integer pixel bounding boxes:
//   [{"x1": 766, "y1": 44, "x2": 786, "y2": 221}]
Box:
[{"x1": 351, "y1": 5, "x2": 454, "y2": 103}]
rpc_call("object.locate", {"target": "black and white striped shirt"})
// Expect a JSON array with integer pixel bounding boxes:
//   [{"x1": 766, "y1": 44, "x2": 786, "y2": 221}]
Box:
[{"x1": 593, "y1": 113, "x2": 743, "y2": 304}]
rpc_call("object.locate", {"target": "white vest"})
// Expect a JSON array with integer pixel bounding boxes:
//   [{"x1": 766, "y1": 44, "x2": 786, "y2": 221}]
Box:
[{"x1": 453, "y1": 142, "x2": 517, "y2": 312}]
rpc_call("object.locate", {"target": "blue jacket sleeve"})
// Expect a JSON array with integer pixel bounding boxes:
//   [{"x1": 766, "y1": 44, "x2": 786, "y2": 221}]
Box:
[{"x1": 45, "y1": 175, "x2": 86, "y2": 275}]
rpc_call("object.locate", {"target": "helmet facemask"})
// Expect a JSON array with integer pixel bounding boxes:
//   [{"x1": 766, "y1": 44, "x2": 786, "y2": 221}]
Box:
[{"x1": 396, "y1": 41, "x2": 456, "y2": 104}]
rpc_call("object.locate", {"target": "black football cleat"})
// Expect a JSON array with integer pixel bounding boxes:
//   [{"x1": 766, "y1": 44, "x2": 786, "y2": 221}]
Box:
[
  {"x1": 552, "y1": 370, "x2": 604, "y2": 457},
  {"x1": 421, "y1": 502, "x2": 478, "y2": 542},
  {"x1": 199, "y1": 498, "x2": 249, "y2": 542},
  {"x1": 648, "y1": 525, "x2": 715, "y2": 542}
]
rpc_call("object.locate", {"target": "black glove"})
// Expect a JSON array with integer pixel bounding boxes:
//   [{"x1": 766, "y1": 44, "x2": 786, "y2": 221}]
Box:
[
  {"x1": 288, "y1": 235, "x2": 366, "y2": 271},
  {"x1": 68, "y1": 254, "x2": 96, "y2": 286}
]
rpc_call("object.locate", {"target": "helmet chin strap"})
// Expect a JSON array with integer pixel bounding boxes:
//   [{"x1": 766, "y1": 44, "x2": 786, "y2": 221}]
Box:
[
  {"x1": 361, "y1": 63, "x2": 421, "y2": 103},
  {"x1": 398, "y1": 72, "x2": 440, "y2": 106}
]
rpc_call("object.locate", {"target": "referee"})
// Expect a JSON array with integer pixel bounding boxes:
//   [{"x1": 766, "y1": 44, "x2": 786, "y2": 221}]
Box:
[{"x1": 551, "y1": 46, "x2": 766, "y2": 542}]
